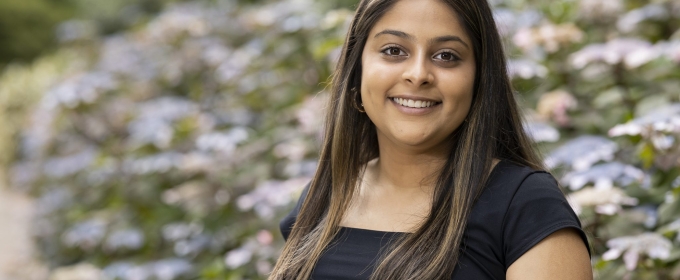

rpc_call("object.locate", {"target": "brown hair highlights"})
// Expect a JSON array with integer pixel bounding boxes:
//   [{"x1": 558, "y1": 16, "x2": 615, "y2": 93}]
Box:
[{"x1": 269, "y1": 0, "x2": 542, "y2": 279}]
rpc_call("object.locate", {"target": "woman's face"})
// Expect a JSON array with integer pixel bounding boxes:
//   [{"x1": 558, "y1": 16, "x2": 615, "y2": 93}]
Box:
[{"x1": 360, "y1": 0, "x2": 475, "y2": 153}]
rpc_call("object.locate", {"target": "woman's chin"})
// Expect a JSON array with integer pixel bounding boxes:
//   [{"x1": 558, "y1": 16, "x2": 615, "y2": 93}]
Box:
[{"x1": 384, "y1": 133, "x2": 444, "y2": 151}]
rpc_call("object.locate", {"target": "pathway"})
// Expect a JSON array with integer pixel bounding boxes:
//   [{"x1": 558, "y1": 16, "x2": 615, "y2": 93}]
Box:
[{"x1": 0, "y1": 184, "x2": 47, "y2": 280}]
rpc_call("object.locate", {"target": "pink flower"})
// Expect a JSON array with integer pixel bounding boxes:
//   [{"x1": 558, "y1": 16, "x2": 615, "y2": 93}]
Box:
[
  {"x1": 536, "y1": 90, "x2": 577, "y2": 126},
  {"x1": 602, "y1": 233, "x2": 672, "y2": 270}
]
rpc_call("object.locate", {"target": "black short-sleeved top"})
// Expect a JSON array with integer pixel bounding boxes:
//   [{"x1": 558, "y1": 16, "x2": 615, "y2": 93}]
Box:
[{"x1": 279, "y1": 160, "x2": 591, "y2": 279}]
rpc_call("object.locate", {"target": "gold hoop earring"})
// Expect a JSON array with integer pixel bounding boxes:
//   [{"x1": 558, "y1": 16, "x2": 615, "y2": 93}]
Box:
[{"x1": 351, "y1": 87, "x2": 365, "y2": 113}]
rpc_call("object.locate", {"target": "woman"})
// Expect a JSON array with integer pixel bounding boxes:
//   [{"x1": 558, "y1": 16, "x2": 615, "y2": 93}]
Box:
[{"x1": 272, "y1": 0, "x2": 592, "y2": 279}]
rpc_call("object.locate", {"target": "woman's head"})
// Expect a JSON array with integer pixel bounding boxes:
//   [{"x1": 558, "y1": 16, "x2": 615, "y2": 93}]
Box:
[
  {"x1": 359, "y1": 0, "x2": 476, "y2": 153},
  {"x1": 334, "y1": 0, "x2": 519, "y2": 158},
  {"x1": 270, "y1": 0, "x2": 541, "y2": 279}
]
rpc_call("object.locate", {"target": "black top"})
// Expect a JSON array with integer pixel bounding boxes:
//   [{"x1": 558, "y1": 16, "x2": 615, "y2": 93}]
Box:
[{"x1": 279, "y1": 160, "x2": 590, "y2": 279}]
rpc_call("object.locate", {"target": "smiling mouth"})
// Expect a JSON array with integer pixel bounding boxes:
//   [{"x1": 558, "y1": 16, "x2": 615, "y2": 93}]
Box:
[{"x1": 390, "y1": 97, "x2": 442, "y2": 108}]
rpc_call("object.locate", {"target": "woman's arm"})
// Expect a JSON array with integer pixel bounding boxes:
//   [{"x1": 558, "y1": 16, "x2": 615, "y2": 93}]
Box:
[{"x1": 506, "y1": 228, "x2": 592, "y2": 279}]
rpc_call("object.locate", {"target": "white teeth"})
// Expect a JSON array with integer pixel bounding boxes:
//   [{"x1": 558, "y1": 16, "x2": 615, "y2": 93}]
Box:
[{"x1": 392, "y1": 98, "x2": 438, "y2": 108}]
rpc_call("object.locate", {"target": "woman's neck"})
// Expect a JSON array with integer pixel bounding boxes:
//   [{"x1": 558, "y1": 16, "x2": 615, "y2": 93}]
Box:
[
  {"x1": 345, "y1": 147, "x2": 448, "y2": 232},
  {"x1": 366, "y1": 143, "x2": 449, "y2": 195}
]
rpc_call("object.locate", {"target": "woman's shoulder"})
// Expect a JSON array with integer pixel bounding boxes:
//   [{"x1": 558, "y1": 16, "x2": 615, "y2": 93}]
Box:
[
  {"x1": 463, "y1": 159, "x2": 588, "y2": 270},
  {"x1": 472, "y1": 159, "x2": 572, "y2": 228},
  {"x1": 483, "y1": 159, "x2": 562, "y2": 200},
  {"x1": 489, "y1": 159, "x2": 550, "y2": 183}
]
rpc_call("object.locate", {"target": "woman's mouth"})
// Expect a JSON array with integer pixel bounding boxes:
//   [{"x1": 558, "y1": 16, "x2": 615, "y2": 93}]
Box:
[{"x1": 389, "y1": 97, "x2": 442, "y2": 108}]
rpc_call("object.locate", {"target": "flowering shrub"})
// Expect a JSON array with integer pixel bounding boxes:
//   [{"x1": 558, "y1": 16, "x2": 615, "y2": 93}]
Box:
[
  {"x1": 7, "y1": 0, "x2": 345, "y2": 278},
  {"x1": 510, "y1": 0, "x2": 680, "y2": 278},
  {"x1": 2, "y1": 0, "x2": 680, "y2": 279}
]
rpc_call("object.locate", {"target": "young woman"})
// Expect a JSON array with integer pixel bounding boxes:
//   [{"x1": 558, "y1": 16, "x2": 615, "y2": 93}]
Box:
[{"x1": 272, "y1": 0, "x2": 592, "y2": 279}]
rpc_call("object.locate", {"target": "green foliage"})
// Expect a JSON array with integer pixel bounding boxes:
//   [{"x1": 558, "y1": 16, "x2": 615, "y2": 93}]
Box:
[
  {"x1": 0, "y1": 0, "x2": 74, "y2": 65},
  {"x1": 0, "y1": 0, "x2": 193, "y2": 67}
]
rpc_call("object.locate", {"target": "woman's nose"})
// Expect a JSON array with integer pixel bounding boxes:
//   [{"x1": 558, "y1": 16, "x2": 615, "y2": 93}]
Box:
[{"x1": 402, "y1": 55, "x2": 434, "y2": 87}]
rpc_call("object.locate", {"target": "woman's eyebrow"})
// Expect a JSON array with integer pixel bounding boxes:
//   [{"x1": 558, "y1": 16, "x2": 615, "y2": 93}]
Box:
[
  {"x1": 374, "y1": 29, "x2": 414, "y2": 41},
  {"x1": 373, "y1": 29, "x2": 470, "y2": 49},
  {"x1": 430, "y1": 35, "x2": 469, "y2": 49}
]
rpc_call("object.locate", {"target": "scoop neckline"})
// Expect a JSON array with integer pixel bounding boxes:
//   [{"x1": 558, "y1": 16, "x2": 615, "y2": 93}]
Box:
[
  {"x1": 337, "y1": 159, "x2": 507, "y2": 235},
  {"x1": 338, "y1": 226, "x2": 407, "y2": 236}
]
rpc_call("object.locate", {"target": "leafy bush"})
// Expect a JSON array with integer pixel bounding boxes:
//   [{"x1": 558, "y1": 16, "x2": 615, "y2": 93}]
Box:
[
  {"x1": 8, "y1": 0, "x2": 348, "y2": 278},
  {"x1": 0, "y1": 0, "x2": 186, "y2": 66},
  {"x1": 0, "y1": 0, "x2": 73, "y2": 65}
]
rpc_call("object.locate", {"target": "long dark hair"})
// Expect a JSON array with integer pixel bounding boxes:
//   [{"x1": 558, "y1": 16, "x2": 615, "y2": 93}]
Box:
[{"x1": 270, "y1": 0, "x2": 542, "y2": 278}]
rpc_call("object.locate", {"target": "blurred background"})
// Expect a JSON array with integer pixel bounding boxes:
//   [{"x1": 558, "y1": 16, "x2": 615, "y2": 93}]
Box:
[{"x1": 0, "y1": 0, "x2": 678, "y2": 279}]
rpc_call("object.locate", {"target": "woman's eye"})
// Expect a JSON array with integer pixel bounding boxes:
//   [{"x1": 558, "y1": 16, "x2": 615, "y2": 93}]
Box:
[
  {"x1": 382, "y1": 47, "x2": 405, "y2": 56},
  {"x1": 434, "y1": 52, "x2": 460, "y2": 62}
]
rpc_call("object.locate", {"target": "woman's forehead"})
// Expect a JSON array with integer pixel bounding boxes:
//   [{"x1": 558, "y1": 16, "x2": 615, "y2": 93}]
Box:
[{"x1": 367, "y1": 0, "x2": 471, "y2": 44}]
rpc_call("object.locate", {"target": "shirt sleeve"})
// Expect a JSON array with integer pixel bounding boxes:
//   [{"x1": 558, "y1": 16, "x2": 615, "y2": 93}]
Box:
[
  {"x1": 279, "y1": 182, "x2": 311, "y2": 241},
  {"x1": 502, "y1": 172, "x2": 590, "y2": 269}
]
